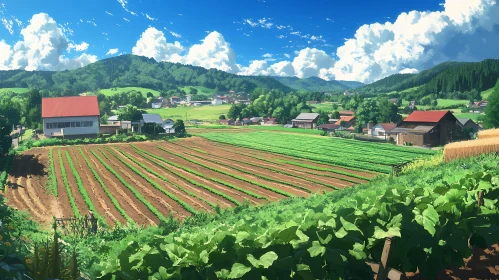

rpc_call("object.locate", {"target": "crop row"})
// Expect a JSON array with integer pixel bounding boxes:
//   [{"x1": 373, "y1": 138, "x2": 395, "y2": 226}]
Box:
[
  {"x1": 172, "y1": 143, "x2": 340, "y2": 190},
  {"x1": 46, "y1": 149, "x2": 58, "y2": 196},
  {"x1": 105, "y1": 147, "x2": 198, "y2": 215},
  {"x1": 77, "y1": 148, "x2": 135, "y2": 225},
  {"x1": 201, "y1": 134, "x2": 392, "y2": 173},
  {"x1": 152, "y1": 145, "x2": 295, "y2": 198},
  {"x1": 90, "y1": 149, "x2": 169, "y2": 223},
  {"x1": 57, "y1": 150, "x2": 80, "y2": 217},
  {"x1": 130, "y1": 145, "x2": 243, "y2": 206},
  {"x1": 209, "y1": 145, "x2": 370, "y2": 182},
  {"x1": 64, "y1": 150, "x2": 106, "y2": 225},
  {"x1": 202, "y1": 132, "x2": 429, "y2": 164},
  {"x1": 113, "y1": 148, "x2": 217, "y2": 208}
]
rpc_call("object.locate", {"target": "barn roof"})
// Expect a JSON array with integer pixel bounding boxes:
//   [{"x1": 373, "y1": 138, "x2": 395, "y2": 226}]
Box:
[
  {"x1": 294, "y1": 113, "x2": 320, "y2": 120},
  {"x1": 379, "y1": 123, "x2": 397, "y2": 131},
  {"x1": 334, "y1": 116, "x2": 356, "y2": 125},
  {"x1": 142, "y1": 114, "x2": 163, "y2": 124},
  {"x1": 42, "y1": 96, "x2": 100, "y2": 118},
  {"x1": 403, "y1": 110, "x2": 452, "y2": 123}
]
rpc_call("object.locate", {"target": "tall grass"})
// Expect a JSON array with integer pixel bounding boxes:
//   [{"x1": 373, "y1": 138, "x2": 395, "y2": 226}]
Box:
[
  {"x1": 478, "y1": 128, "x2": 499, "y2": 139},
  {"x1": 444, "y1": 138, "x2": 499, "y2": 162}
]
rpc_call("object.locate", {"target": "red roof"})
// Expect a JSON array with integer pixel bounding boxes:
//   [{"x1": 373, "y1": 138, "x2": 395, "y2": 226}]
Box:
[
  {"x1": 42, "y1": 96, "x2": 100, "y2": 118},
  {"x1": 335, "y1": 116, "x2": 356, "y2": 125},
  {"x1": 379, "y1": 123, "x2": 397, "y2": 131},
  {"x1": 403, "y1": 110, "x2": 450, "y2": 123}
]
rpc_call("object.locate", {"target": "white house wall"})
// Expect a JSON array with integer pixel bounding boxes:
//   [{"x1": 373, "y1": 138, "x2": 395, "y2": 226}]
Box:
[{"x1": 43, "y1": 116, "x2": 99, "y2": 137}]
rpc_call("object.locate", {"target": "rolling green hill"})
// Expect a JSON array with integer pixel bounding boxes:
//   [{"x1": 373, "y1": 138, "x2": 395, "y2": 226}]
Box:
[
  {"x1": 0, "y1": 54, "x2": 293, "y2": 94},
  {"x1": 359, "y1": 60, "x2": 499, "y2": 96},
  {"x1": 272, "y1": 76, "x2": 363, "y2": 92}
]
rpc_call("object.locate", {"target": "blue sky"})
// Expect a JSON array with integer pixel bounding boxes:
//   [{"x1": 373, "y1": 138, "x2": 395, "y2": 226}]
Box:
[{"x1": 1, "y1": 0, "x2": 499, "y2": 83}]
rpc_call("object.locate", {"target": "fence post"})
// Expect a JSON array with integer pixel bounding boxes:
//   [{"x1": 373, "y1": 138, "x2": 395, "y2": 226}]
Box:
[
  {"x1": 377, "y1": 236, "x2": 393, "y2": 280},
  {"x1": 89, "y1": 211, "x2": 97, "y2": 234}
]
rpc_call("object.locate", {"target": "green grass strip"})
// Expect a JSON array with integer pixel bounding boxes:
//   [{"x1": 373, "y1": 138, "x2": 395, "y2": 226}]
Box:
[
  {"x1": 78, "y1": 148, "x2": 135, "y2": 225},
  {"x1": 129, "y1": 145, "x2": 243, "y2": 205},
  {"x1": 90, "y1": 149, "x2": 169, "y2": 223},
  {"x1": 173, "y1": 143, "x2": 341, "y2": 190},
  {"x1": 64, "y1": 150, "x2": 107, "y2": 226},
  {"x1": 154, "y1": 145, "x2": 296, "y2": 198},
  {"x1": 46, "y1": 148, "x2": 58, "y2": 196},
  {"x1": 57, "y1": 150, "x2": 81, "y2": 217},
  {"x1": 112, "y1": 148, "x2": 216, "y2": 208},
  {"x1": 105, "y1": 147, "x2": 198, "y2": 215}
]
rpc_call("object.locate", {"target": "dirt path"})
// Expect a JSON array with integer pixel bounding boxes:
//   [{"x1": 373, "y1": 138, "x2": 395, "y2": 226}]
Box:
[
  {"x1": 92, "y1": 148, "x2": 184, "y2": 220},
  {"x1": 60, "y1": 150, "x2": 90, "y2": 216},
  {"x1": 106, "y1": 146, "x2": 197, "y2": 219},
  {"x1": 52, "y1": 149, "x2": 74, "y2": 218},
  {"x1": 199, "y1": 138, "x2": 378, "y2": 178},
  {"x1": 67, "y1": 147, "x2": 125, "y2": 226},
  {"x1": 184, "y1": 140, "x2": 369, "y2": 185},
  {"x1": 116, "y1": 146, "x2": 213, "y2": 212},
  {"x1": 137, "y1": 143, "x2": 279, "y2": 203},
  {"x1": 154, "y1": 143, "x2": 310, "y2": 198},
  {"x1": 81, "y1": 147, "x2": 156, "y2": 226}
]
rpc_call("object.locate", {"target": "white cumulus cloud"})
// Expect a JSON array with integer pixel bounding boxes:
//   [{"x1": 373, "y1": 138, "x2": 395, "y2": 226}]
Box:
[
  {"x1": 0, "y1": 13, "x2": 97, "y2": 71},
  {"x1": 106, "y1": 48, "x2": 119, "y2": 55},
  {"x1": 132, "y1": 27, "x2": 184, "y2": 62},
  {"x1": 68, "y1": 41, "x2": 89, "y2": 51}
]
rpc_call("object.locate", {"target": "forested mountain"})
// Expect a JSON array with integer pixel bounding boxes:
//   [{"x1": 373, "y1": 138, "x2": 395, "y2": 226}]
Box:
[
  {"x1": 272, "y1": 76, "x2": 363, "y2": 92},
  {"x1": 0, "y1": 55, "x2": 293, "y2": 94},
  {"x1": 359, "y1": 60, "x2": 499, "y2": 98}
]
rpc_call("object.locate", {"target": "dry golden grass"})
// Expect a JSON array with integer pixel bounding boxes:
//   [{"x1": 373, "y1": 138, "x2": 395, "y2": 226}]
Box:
[
  {"x1": 444, "y1": 138, "x2": 499, "y2": 162},
  {"x1": 478, "y1": 128, "x2": 499, "y2": 139}
]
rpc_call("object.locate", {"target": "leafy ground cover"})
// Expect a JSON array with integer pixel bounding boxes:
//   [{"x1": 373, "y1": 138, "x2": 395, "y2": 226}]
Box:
[
  {"x1": 199, "y1": 131, "x2": 435, "y2": 173},
  {"x1": 77, "y1": 153, "x2": 499, "y2": 279},
  {"x1": 146, "y1": 104, "x2": 231, "y2": 121}
]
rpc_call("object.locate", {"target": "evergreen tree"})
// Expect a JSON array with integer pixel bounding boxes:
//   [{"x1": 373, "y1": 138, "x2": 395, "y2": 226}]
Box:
[{"x1": 484, "y1": 79, "x2": 499, "y2": 129}]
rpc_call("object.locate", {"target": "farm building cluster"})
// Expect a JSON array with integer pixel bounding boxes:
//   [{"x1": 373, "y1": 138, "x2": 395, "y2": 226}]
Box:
[{"x1": 41, "y1": 96, "x2": 176, "y2": 139}]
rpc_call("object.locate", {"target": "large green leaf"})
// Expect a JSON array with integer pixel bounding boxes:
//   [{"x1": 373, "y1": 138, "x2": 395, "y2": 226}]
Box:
[
  {"x1": 228, "y1": 263, "x2": 252, "y2": 279},
  {"x1": 247, "y1": 251, "x2": 278, "y2": 269},
  {"x1": 415, "y1": 205, "x2": 439, "y2": 236},
  {"x1": 308, "y1": 241, "x2": 326, "y2": 257}
]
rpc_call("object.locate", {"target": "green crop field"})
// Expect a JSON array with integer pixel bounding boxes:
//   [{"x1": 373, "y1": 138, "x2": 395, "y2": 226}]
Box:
[
  {"x1": 453, "y1": 112, "x2": 483, "y2": 121},
  {"x1": 0, "y1": 88, "x2": 30, "y2": 94},
  {"x1": 146, "y1": 104, "x2": 231, "y2": 121},
  {"x1": 401, "y1": 98, "x2": 468, "y2": 109},
  {"x1": 199, "y1": 131, "x2": 435, "y2": 173},
  {"x1": 481, "y1": 87, "x2": 494, "y2": 99},
  {"x1": 247, "y1": 125, "x2": 323, "y2": 135},
  {"x1": 98, "y1": 87, "x2": 161, "y2": 97}
]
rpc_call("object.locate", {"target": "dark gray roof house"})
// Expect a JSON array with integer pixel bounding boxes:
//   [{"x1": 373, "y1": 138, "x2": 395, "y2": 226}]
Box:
[
  {"x1": 291, "y1": 113, "x2": 320, "y2": 129},
  {"x1": 142, "y1": 114, "x2": 163, "y2": 125}
]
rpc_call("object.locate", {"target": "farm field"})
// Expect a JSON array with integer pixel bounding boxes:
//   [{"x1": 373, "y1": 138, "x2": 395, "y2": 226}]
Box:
[
  {"x1": 0, "y1": 88, "x2": 30, "y2": 94},
  {"x1": 97, "y1": 87, "x2": 161, "y2": 97},
  {"x1": 146, "y1": 104, "x2": 231, "y2": 121},
  {"x1": 178, "y1": 86, "x2": 217, "y2": 96},
  {"x1": 199, "y1": 131, "x2": 436, "y2": 173},
  {"x1": 4, "y1": 137, "x2": 380, "y2": 226}
]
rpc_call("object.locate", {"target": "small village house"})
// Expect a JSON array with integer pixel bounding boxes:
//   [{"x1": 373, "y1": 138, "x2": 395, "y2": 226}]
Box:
[
  {"x1": 334, "y1": 116, "x2": 356, "y2": 130},
  {"x1": 457, "y1": 118, "x2": 481, "y2": 136},
  {"x1": 242, "y1": 118, "x2": 252, "y2": 126},
  {"x1": 368, "y1": 123, "x2": 397, "y2": 139},
  {"x1": 170, "y1": 96, "x2": 181, "y2": 104},
  {"x1": 220, "y1": 119, "x2": 235, "y2": 126},
  {"x1": 211, "y1": 97, "x2": 223, "y2": 105},
  {"x1": 318, "y1": 124, "x2": 344, "y2": 133},
  {"x1": 261, "y1": 118, "x2": 278, "y2": 126},
  {"x1": 151, "y1": 102, "x2": 162, "y2": 109},
  {"x1": 291, "y1": 113, "x2": 320, "y2": 129},
  {"x1": 388, "y1": 110, "x2": 460, "y2": 147},
  {"x1": 42, "y1": 96, "x2": 100, "y2": 139},
  {"x1": 469, "y1": 100, "x2": 488, "y2": 113},
  {"x1": 339, "y1": 110, "x2": 355, "y2": 117},
  {"x1": 162, "y1": 119, "x2": 175, "y2": 134}
]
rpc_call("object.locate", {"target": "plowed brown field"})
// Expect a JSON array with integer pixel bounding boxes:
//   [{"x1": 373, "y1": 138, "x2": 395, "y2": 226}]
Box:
[{"x1": 4, "y1": 137, "x2": 377, "y2": 226}]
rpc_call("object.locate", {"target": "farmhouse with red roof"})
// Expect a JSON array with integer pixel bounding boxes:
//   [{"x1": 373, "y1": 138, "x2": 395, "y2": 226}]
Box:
[
  {"x1": 42, "y1": 96, "x2": 100, "y2": 139},
  {"x1": 388, "y1": 110, "x2": 459, "y2": 147}
]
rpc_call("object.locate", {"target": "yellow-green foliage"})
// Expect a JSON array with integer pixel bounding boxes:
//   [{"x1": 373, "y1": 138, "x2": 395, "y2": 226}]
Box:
[
  {"x1": 444, "y1": 138, "x2": 499, "y2": 162},
  {"x1": 478, "y1": 128, "x2": 499, "y2": 139},
  {"x1": 400, "y1": 152, "x2": 444, "y2": 174}
]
